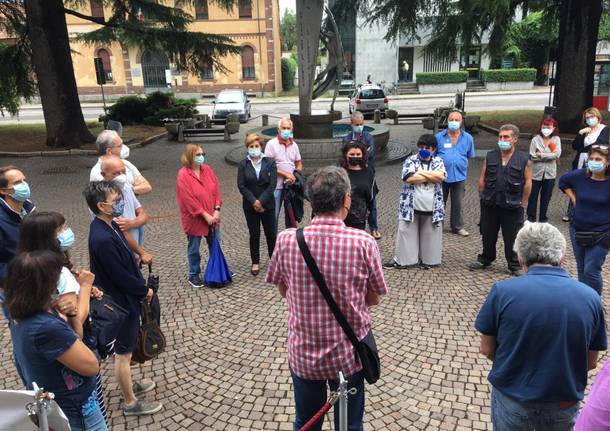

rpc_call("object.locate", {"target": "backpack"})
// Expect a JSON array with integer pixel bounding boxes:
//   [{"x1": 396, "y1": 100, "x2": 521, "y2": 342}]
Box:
[{"x1": 131, "y1": 297, "x2": 166, "y2": 364}]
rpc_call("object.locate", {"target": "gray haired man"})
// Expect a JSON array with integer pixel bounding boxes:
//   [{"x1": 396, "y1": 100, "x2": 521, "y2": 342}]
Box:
[{"x1": 475, "y1": 222, "x2": 606, "y2": 431}]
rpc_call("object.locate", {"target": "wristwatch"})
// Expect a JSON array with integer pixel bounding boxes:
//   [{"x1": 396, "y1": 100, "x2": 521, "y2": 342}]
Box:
[{"x1": 215, "y1": 206, "x2": 221, "y2": 211}]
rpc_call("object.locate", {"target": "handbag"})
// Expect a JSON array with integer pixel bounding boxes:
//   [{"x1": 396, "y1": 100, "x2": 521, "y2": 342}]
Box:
[
  {"x1": 86, "y1": 293, "x2": 129, "y2": 360},
  {"x1": 203, "y1": 230, "x2": 233, "y2": 287},
  {"x1": 295, "y1": 228, "x2": 381, "y2": 384},
  {"x1": 140, "y1": 262, "x2": 161, "y2": 325},
  {"x1": 131, "y1": 296, "x2": 166, "y2": 364}
]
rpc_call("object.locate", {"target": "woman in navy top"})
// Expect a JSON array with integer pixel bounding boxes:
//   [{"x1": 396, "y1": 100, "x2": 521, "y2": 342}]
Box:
[
  {"x1": 4, "y1": 251, "x2": 105, "y2": 430},
  {"x1": 559, "y1": 145, "x2": 610, "y2": 294}
]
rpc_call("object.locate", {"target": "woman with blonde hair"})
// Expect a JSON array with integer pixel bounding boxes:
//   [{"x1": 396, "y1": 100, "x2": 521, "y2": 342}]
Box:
[
  {"x1": 176, "y1": 143, "x2": 222, "y2": 288},
  {"x1": 237, "y1": 134, "x2": 277, "y2": 275}
]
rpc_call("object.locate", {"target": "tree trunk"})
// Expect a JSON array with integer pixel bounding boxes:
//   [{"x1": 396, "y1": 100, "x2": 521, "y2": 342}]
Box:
[
  {"x1": 553, "y1": 0, "x2": 602, "y2": 133},
  {"x1": 24, "y1": 0, "x2": 94, "y2": 148}
]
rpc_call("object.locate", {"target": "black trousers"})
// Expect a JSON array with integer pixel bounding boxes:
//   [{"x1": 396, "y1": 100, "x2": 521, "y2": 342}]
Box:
[
  {"x1": 478, "y1": 201, "x2": 524, "y2": 271},
  {"x1": 244, "y1": 207, "x2": 277, "y2": 264},
  {"x1": 527, "y1": 178, "x2": 555, "y2": 222}
]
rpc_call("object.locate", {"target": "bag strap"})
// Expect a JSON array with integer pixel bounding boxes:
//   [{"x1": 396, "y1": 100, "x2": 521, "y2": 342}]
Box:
[{"x1": 295, "y1": 228, "x2": 361, "y2": 349}]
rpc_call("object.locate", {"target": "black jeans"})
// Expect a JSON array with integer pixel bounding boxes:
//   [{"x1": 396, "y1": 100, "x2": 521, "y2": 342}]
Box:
[
  {"x1": 244, "y1": 207, "x2": 276, "y2": 264},
  {"x1": 527, "y1": 178, "x2": 555, "y2": 222},
  {"x1": 478, "y1": 201, "x2": 524, "y2": 271},
  {"x1": 442, "y1": 181, "x2": 466, "y2": 231}
]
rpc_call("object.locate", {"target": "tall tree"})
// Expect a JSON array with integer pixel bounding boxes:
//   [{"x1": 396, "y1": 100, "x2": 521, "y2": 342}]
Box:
[
  {"x1": 280, "y1": 8, "x2": 296, "y2": 52},
  {"x1": 5, "y1": 0, "x2": 241, "y2": 148}
]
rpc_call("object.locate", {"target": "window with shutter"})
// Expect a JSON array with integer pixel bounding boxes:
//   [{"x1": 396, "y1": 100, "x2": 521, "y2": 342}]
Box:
[
  {"x1": 241, "y1": 46, "x2": 255, "y2": 80},
  {"x1": 90, "y1": 0, "x2": 104, "y2": 19},
  {"x1": 195, "y1": 0, "x2": 208, "y2": 20},
  {"x1": 97, "y1": 49, "x2": 113, "y2": 81},
  {"x1": 238, "y1": 0, "x2": 252, "y2": 18},
  {"x1": 199, "y1": 63, "x2": 214, "y2": 80}
]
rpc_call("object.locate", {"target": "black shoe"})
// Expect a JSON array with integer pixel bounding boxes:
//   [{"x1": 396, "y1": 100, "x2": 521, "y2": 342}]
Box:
[
  {"x1": 468, "y1": 261, "x2": 490, "y2": 271},
  {"x1": 188, "y1": 276, "x2": 204, "y2": 288},
  {"x1": 383, "y1": 260, "x2": 410, "y2": 270}
]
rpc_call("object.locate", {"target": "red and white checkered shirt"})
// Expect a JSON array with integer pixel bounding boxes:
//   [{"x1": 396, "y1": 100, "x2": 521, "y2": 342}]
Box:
[{"x1": 266, "y1": 216, "x2": 388, "y2": 380}]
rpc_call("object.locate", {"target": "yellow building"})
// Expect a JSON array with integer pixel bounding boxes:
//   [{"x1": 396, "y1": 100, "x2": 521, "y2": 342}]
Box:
[{"x1": 66, "y1": 0, "x2": 282, "y2": 97}]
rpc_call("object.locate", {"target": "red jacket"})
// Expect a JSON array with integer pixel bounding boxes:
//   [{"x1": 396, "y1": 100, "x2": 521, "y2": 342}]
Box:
[{"x1": 176, "y1": 165, "x2": 222, "y2": 237}]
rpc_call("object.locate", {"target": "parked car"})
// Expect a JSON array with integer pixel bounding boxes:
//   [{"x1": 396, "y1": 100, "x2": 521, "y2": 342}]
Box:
[
  {"x1": 212, "y1": 89, "x2": 251, "y2": 123},
  {"x1": 339, "y1": 72, "x2": 356, "y2": 95},
  {"x1": 348, "y1": 84, "x2": 389, "y2": 116}
]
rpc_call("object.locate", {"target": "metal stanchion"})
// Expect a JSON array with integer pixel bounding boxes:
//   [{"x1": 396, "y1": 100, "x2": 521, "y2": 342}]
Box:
[
  {"x1": 338, "y1": 372, "x2": 348, "y2": 431},
  {"x1": 27, "y1": 382, "x2": 52, "y2": 431}
]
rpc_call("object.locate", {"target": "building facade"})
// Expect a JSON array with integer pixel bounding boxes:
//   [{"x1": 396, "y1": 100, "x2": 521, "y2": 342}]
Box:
[{"x1": 66, "y1": 0, "x2": 282, "y2": 97}]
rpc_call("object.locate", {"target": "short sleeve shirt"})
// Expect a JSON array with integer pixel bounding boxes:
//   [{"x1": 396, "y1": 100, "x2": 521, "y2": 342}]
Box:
[
  {"x1": 90, "y1": 158, "x2": 142, "y2": 185},
  {"x1": 119, "y1": 184, "x2": 142, "y2": 244},
  {"x1": 9, "y1": 312, "x2": 97, "y2": 416},
  {"x1": 475, "y1": 266, "x2": 607, "y2": 402},
  {"x1": 435, "y1": 129, "x2": 475, "y2": 183},
  {"x1": 264, "y1": 138, "x2": 302, "y2": 189}
]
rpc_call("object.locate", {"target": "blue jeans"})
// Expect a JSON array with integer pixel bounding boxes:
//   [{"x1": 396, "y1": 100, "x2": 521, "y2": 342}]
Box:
[
  {"x1": 68, "y1": 405, "x2": 108, "y2": 431},
  {"x1": 186, "y1": 229, "x2": 219, "y2": 278},
  {"x1": 368, "y1": 196, "x2": 378, "y2": 231},
  {"x1": 291, "y1": 370, "x2": 365, "y2": 431},
  {"x1": 274, "y1": 189, "x2": 292, "y2": 232},
  {"x1": 569, "y1": 224, "x2": 609, "y2": 295},
  {"x1": 491, "y1": 387, "x2": 579, "y2": 431}
]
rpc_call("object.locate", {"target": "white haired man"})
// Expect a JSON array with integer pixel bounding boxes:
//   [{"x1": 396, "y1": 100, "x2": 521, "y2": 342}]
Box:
[
  {"x1": 475, "y1": 221, "x2": 607, "y2": 431},
  {"x1": 264, "y1": 117, "x2": 303, "y2": 231}
]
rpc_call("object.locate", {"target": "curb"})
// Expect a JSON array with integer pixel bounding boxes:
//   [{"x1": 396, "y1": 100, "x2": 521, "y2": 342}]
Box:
[
  {"x1": 478, "y1": 122, "x2": 574, "y2": 145},
  {"x1": 0, "y1": 132, "x2": 167, "y2": 158}
]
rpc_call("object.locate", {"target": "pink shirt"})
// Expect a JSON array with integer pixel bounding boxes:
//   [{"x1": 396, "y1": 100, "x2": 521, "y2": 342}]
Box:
[
  {"x1": 266, "y1": 216, "x2": 388, "y2": 380},
  {"x1": 264, "y1": 137, "x2": 301, "y2": 189},
  {"x1": 575, "y1": 359, "x2": 610, "y2": 430},
  {"x1": 175, "y1": 165, "x2": 222, "y2": 237}
]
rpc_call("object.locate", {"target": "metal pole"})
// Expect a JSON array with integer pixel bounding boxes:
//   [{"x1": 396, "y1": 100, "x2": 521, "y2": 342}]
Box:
[
  {"x1": 338, "y1": 372, "x2": 348, "y2": 431},
  {"x1": 100, "y1": 83, "x2": 107, "y2": 111},
  {"x1": 32, "y1": 383, "x2": 49, "y2": 431}
]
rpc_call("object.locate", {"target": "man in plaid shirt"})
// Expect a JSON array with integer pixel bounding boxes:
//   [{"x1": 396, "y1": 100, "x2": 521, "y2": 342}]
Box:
[{"x1": 266, "y1": 166, "x2": 388, "y2": 430}]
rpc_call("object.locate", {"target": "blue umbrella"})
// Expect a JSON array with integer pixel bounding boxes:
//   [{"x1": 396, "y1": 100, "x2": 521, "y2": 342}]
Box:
[{"x1": 204, "y1": 232, "x2": 233, "y2": 287}]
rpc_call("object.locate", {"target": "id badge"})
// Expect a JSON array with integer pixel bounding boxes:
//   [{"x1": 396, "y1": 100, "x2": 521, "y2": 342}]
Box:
[{"x1": 444, "y1": 143, "x2": 452, "y2": 149}]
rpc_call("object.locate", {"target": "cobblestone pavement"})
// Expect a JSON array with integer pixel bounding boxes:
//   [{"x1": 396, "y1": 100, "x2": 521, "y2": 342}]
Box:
[{"x1": 0, "y1": 124, "x2": 608, "y2": 431}]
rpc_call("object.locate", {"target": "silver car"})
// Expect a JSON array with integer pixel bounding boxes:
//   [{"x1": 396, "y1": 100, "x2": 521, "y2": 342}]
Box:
[
  {"x1": 348, "y1": 84, "x2": 388, "y2": 116},
  {"x1": 212, "y1": 89, "x2": 251, "y2": 123}
]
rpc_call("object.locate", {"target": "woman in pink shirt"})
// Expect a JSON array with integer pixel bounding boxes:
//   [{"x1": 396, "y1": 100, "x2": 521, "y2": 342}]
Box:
[
  {"x1": 176, "y1": 144, "x2": 222, "y2": 288},
  {"x1": 575, "y1": 358, "x2": 610, "y2": 430}
]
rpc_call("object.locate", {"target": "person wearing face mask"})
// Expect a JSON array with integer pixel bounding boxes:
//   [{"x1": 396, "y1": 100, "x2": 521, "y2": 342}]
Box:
[
  {"x1": 341, "y1": 111, "x2": 380, "y2": 238},
  {"x1": 470, "y1": 124, "x2": 532, "y2": 276},
  {"x1": 527, "y1": 118, "x2": 561, "y2": 223},
  {"x1": 435, "y1": 110, "x2": 475, "y2": 236},
  {"x1": 340, "y1": 141, "x2": 376, "y2": 231},
  {"x1": 0, "y1": 165, "x2": 35, "y2": 288},
  {"x1": 384, "y1": 134, "x2": 446, "y2": 269},
  {"x1": 264, "y1": 117, "x2": 304, "y2": 232},
  {"x1": 85, "y1": 181, "x2": 162, "y2": 417},
  {"x1": 176, "y1": 143, "x2": 223, "y2": 288},
  {"x1": 237, "y1": 134, "x2": 277, "y2": 276},
  {"x1": 559, "y1": 145, "x2": 610, "y2": 295}
]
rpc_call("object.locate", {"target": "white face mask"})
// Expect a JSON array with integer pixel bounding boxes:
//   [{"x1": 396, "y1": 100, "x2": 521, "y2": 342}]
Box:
[
  {"x1": 541, "y1": 128, "x2": 553, "y2": 137},
  {"x1": 120, "y1": 145, "x2": 130, "y2": 159},
  {"x1": 113, "y1": 174, "x2": 128, "y2": 185}
]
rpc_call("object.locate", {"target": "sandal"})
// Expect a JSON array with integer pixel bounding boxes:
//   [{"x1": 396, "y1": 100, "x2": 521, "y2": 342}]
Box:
[
  {"x1": 250, "y1": 264, "x2": 260, "y2": 276},
  {"x1": 371, "y1": 230, "x2": 382, "y2": 240}
]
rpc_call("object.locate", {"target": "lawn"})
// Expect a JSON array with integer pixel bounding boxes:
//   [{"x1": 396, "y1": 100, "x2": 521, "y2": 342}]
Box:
[{"x1": 0, "y1": 122, "x2": 165, "y2": 153}]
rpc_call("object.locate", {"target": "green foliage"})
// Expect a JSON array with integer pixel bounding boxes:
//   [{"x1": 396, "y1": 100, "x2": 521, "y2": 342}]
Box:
[
  {"x1": 416, "y1": 71, "x2": 468, "y2": 85},
  {"x1": 600, "y1": 12, "x2": 610, "y2": 41},
  {"x1": 481, "y1": 68, "x2": 537, "y2": 83},
  {"x1": 280, "y1": 9, "x2": 297, "y2": 52},
  {"x1": 281, "y1": 57, "x2": 297, "y2": 91},
  {"x1": 101, "y1": 92, "x2": 198, "y2": 125}
]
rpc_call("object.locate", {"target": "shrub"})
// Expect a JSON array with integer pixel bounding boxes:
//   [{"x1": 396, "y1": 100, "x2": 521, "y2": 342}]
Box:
[
  {"x1": 100, "y1": 96, "x2": 148, "y2": 125},
  {"x1": 481, "y1": 68, "x2": 537, "y2": 83},
  {"x1": 143, "y1": 98, "x2": 198, "y2": 125},
  {"x1": 281, "y1": 57, "x2": 297, "y2": 91},
  {"x1": 101, "y1": 92, "x2": 199, "y2": 125},
  {"x1": 416, "y1": 71, "x2": 468, "y2": 85}
]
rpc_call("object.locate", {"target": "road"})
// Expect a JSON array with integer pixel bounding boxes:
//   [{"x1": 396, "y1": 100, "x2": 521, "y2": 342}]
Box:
[{"x1": 1, "y1": 91, "x2": 551, "y2": 124}]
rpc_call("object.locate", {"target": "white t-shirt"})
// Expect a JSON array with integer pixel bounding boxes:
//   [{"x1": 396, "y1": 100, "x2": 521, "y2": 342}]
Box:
[
  {"x1": 90, "y1": 158, "x2": 141, "y2": 184},
  {"x1": 413, "y1": 161, "x2": 434, "y2": 212},
  {"x1": 57, "y1": 267, "x2": 80, "y2": 296},
  {"x1": 579, "y1": 124, "x2": 607, "y2": 168}
]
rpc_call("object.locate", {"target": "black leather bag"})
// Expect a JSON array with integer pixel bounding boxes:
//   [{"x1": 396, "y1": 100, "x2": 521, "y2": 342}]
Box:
[
  {"x1": 131, "y1": 297, "x2": 166, "y2": 364},
  {"x1": 574, "y1": 231, "x2": 610, "y2": 248},
  {"x1": 141, "y1": 262, "x2": 161, "y2": 325},
  {"x1": 296, "y1": 228, "x2": 381, "y2": 384},
  {"x1": 87, "y1": 293, "x2": 129, "y2": 360}
]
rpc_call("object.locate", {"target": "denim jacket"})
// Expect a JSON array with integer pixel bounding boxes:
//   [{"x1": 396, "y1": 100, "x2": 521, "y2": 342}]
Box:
[{"x1": 398, "y1": 154, "x2": 446, "y2": 223}]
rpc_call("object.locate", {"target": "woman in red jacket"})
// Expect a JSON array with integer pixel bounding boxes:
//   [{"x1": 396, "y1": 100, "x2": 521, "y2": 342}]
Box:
[{"x1": 176, "y1": 144, "x2": 222, "y2": 288}]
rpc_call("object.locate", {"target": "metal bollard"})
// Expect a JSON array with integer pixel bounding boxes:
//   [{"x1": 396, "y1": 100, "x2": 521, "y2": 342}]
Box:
[
  {"x1": 262, "y1": 114, "x2": 269, "y2": 127},
  {"x1": 373, "y1": 109, "x2": 381, "y2": 124}
]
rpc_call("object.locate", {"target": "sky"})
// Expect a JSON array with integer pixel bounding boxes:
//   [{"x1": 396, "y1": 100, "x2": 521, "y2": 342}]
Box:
[{"x1": 278, "y1": 0, "x2": 296, "y2": 15}]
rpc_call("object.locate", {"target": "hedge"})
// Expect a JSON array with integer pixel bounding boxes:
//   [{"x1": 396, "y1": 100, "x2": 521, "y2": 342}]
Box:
[
  {"x1": 481, "y1": 68, "x2": 537, "y2": 83},
  {"x1": 281, "y1": 57, "x2": 297, "y2": 91},
  {"x1": 416, "y1": 71, "x2": 468, "y2": 85},
  {"x1": 100, "y1": 92, "x2": 198, "y2": 125}
]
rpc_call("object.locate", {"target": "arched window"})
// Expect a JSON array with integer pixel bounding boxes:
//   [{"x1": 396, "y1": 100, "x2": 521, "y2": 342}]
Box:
[
  {"x1": 90, "y1": 0, "x2": 104, "y2": 19},
  {"x1": 200, "y1": 62, "x2": 213, "y2": 80},
  {"x1": 195, "y1": 0, "x2": 208, "y2": 20},
  {"x1": 238, "y1": 0, "x2": 252, "y2": 18},
  {"x1": 97, "y1": 48, "x2": 113, "y2": 81},
  {"x1": 241, "y1": 46, "x2": 255, "y2": 80}
]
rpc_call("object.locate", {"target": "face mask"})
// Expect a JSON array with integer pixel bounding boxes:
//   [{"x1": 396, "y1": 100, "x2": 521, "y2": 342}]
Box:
[
  {"x1": 498, "y1": 141, "x2": 512, "y2": 151},
  {"x1": 194, "y1": 155, "x2": 205, "y2": 166},
  {"x1": 353, "y1": 125, "x2": 364, "y2": 134},
  {"x1": 419, "y1": 148, "x2": 431, "y2": 159},
  {"x1": 541, "y1": 128, "x2": 553, "y2": 137},
  {"x1": 120, "y1": 145, "x2": 130, "y2": 159},
  {"x1": 448, "y1": 121, "x2": 461, "y2": 131},
  {"x1": 113, "y1": 174, "x2": 128, "y2": 185},
  {"x1": 586, "y1": 117, "x2": 599, "y2": 127},
  {"x1": 280, "y1": 130, "x2": 293, "y2": 140},
  {"x1": 248, "y1": 148, "x2": 262, "y2": 158},
  {"x1": 587, "y1": 160, "x2": 606, "y2": 173},
  {"x1": 56, "y1": 271, "x2": 68, "y2": 295},
  {"x1": 103, "y1": 200, "x2": 124, "y2": 218},
  {"x1": 11, "y1": 182, "x2": 30, "y2": 202},
  {"x1": 57, "y1": 228, "x2": 75, "y2": 251},
  {"x1": 348, "y1": 157, "x2": 362, "y2": 166}
]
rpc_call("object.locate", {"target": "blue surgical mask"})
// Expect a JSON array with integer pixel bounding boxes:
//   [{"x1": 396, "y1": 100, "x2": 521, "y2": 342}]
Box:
[
  {"x1": 248, "y1": 148, "x2": 262, "y2": 158},
  {"x1": 111, "y1": 201, "x2": 124, "y2": 218},
  {"x1": 56, "y1": 271, "x2": 68, "y2": 295},
  {"x1": 586, "y1": 117, "x2": 599, "y2": 127},
  {"x1": 280, "y1": 130, "x2": 293, "y2": 140},
  {"x1": 419, "y1": 148, "x2": 431, "y2": 159},
  {"x1": 11, "y1": 182, "x2": 30, "y2": 202},
  {"x1": 498, "y1": 141, "x2": 512, "y2": 151},
  {"x1": 448, "y1": 121, "x2": 461, "y2": 131},
  {"x1": 57, "y1": 228, "x2": 75, "y2": 251},
  {"x1": 587, "y1": 160, "x2": 605, "y2": 173},
  {"x1": 194, "y1": 155, "x2": 205, "y2": 166},
  {"x1": 353, "y1": 125, "x2": 364, "y2": 134}
]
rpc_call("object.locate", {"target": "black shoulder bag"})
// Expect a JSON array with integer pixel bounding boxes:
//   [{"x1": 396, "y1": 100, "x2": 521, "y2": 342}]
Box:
[{"x1": 296, "y1": 228, "x2": 380, "y2": 384}]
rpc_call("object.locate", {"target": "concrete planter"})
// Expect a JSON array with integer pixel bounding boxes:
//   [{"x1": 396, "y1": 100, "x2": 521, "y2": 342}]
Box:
[
  {"x1": 484, "y1": 81, "x2": 534, "y2": 91},
  {"x1": 417, "y1": 82, "x2": 467, "y2": 94}
]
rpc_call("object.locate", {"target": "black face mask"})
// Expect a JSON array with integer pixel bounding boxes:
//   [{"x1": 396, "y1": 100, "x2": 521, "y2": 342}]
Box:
[{"x1": 348, "y1": 157, "x2": 362, "y2": 166}]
